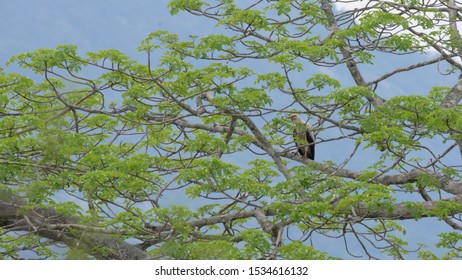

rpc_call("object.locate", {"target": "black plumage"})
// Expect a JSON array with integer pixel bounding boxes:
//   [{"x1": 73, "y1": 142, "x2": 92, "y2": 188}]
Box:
[{"x1": 289, "y1": 114, "x2": 315, "y2": 160}]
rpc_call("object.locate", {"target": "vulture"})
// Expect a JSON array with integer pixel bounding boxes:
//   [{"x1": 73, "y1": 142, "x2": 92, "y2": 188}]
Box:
[{"x1": 289, "y1": 114, "x2": 315, "y2": 160}]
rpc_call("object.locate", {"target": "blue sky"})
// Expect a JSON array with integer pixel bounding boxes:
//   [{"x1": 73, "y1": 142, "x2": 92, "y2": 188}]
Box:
[
  {"x1": 1, "y1": 0, "x2": 458, "y2": 259},
  {"x1": 1, "y1": 0, "x2": 201, "y2": 64}
]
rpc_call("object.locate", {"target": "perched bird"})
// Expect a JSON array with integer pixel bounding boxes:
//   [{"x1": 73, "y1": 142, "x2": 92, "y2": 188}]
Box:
[{"x1": 289, "y1": 114, "x2": 315, "y2": 160}]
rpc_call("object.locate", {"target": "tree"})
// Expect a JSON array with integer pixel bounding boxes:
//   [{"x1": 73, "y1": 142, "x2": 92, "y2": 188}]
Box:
[{"x1": 0, "y1": 0, "x2": 461, "y2": 260}]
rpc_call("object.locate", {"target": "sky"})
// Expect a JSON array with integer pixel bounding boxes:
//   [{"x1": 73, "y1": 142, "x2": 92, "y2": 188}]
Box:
[
  {"x1": 0, "y1": 0, "x2": 203, "y2": 65},
  {"x1": 0, "y1": 0, "x2": 458, "y2": 259}
]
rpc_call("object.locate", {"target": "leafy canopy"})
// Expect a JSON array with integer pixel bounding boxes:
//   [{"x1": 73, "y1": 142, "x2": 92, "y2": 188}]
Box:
[{"x1": 0, "y1": 0, "x2": 461, "y2": 260}]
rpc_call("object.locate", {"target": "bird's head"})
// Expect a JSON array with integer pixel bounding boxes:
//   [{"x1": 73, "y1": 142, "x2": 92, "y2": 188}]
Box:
[{"x1": 289, "y1": 113, "x2": 300, "y2": 122}]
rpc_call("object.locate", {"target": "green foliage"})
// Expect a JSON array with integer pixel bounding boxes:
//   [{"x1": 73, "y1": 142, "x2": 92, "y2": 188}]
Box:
[
  {"x1": 332, "y1": 181, "x2": 396, "y2": 215},
  {"x1": 168, "y1": 0, "x2": 210, "y2": 15},
  {"x1": 306, "y1": 74, "x2": 341, "y2": 90},
  {"x1": 1, "y1": 0, "x2": 461, "y2": 261},
  {"x1": 279, "y1": 241, "x2": 333, "y2": 260},
  {"x1": 65, "y1": 248, "x2": 92, "y2": 260},
  {"x1": 153, "y1": 239, "x2": 242, "y2": 259},
  {"x1": 239, "y1": 229, "x2": 272, "y2": 259},
  {"x1": 9, "y1": 45, "x2": 85, "y2": 73},
  {"x1": 329, "y1": 86, "x2": 370, "y2": 117},
  {"x1": 419, "y1": 232, "x2": 462, "y2": 259}
]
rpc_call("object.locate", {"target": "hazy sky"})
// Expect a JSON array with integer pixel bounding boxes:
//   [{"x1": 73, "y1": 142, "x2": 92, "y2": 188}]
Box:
[{"x1": 1, "y1": 0, "x2": 202, "y2": 64}]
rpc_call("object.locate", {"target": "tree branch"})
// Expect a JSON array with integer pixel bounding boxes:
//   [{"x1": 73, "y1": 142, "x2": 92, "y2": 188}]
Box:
[
  {"x1": 320, "y1": 0, "x2": 385, "y2": 107},
  {"x1": 168, "y1": 118, "x2": 462, "y2": 195},
  {"x1": 0, "y1": 192, "x2": 150, "y2": 260}
]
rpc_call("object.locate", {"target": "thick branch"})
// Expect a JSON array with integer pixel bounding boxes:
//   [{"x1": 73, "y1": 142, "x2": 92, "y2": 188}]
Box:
[
  {"x1": 353, "y1": 195, "x2": 462, "y2": 220},
  {"x1": 0, "y1": 193, "x2": 150, "y2": 260},
  {"x1": 292, "y1": 156, "x2": 462, "y2": 195},
  {"x1": 171, "y1": 118, "x2": 462, "y2": 195},
  {"x1": 442, "y1": 77, "x2": 462, "y2": 157},
  {"x1": 238, "y1": 114, "x2": 292, "y2": 180},
  {"x1": 146, "y1": 195, "x2": 462, "y2": 235},
  {"x1": 320, "y1": 0, "x2": 385, "y2": 107}
]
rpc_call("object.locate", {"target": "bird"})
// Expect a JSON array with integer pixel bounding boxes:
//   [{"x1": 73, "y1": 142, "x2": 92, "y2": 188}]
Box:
[{"x1": 289, "y1": 114, "x2": 315, "y2": 160}]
